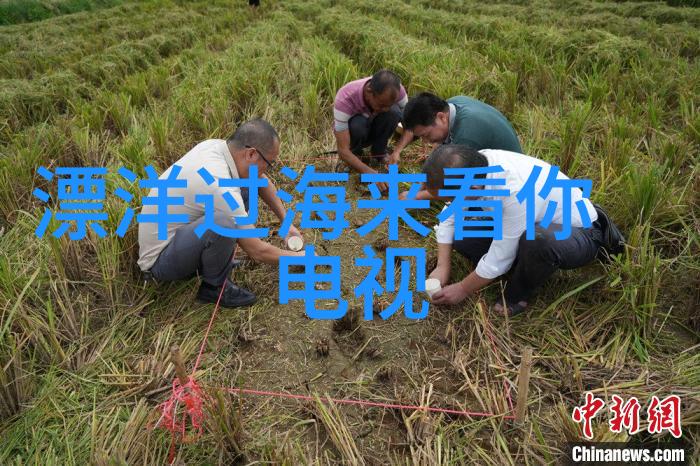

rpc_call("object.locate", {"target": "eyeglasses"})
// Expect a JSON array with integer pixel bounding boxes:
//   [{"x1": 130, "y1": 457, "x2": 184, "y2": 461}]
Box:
[{"x1": 245, "y1": 145, "x2": 275, "y2": 169}]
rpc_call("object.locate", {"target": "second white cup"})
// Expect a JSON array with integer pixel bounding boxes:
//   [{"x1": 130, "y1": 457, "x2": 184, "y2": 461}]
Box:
[
  {"x1": 287, "y1": 236, "x2": 304, "y2": 251},
  {"x1": 425, "y1": 278, "x2": 442, "y2": 299}
]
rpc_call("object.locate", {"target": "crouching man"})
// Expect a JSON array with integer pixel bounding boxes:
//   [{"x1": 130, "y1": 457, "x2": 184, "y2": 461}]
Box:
[
  {"x1": 425, "y1": 144, "x2": 623, "y2": 316},
  {"x1": 333, "y1": 69, "x2": 412, "y2": 191},
  {"x1": 137, "y1": 118, "x2": 305, "y2": 308}
]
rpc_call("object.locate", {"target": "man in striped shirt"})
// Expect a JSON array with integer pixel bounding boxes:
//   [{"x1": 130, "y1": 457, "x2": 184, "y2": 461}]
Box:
[{"x1": 333, "y1": 69, "x2": 413, "y2": 192}]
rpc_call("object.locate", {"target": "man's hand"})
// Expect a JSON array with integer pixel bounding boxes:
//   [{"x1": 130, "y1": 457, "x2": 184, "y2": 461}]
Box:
[
  {"x1": 288, "y1": 246, "x2": 315, "y2": 258},
  {"x1": 285, "y1": 225, "x2": 303, "y2": 242},
  {"x1": 399, "y1": 189, "x2": 435, "y2": 201},
  {"x1": 431, "y1": 280, "x2": 469, "y2": 305},
  {"x1": 367, "y1": 169, "x2": 388, "y2": 193},
  {"x1": 386, "y1": 151, "x2": 400, "y2": 167},
  {"x1": 429, "y1": 265, "x2": 450, "y2": 287},
  {"x1": 375, "y1": 181, "x2": 389, "y2": 193}
]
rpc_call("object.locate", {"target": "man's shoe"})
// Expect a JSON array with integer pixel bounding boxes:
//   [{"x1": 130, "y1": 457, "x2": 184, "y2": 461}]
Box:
[
  {"x1": 593, "y1": 204, "x2": 625, "y2": 261},
  {"x1": 196, "y1": 279, "x2": 257, "y2": 308},
  {"x1": 492, "y1": 301, "x2": 528, "y2": 317}
]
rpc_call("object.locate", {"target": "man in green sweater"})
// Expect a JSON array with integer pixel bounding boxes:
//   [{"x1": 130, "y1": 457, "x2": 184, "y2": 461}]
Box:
[{"x1": 396, "y1": 92, "x2": 521, "y2": 200}]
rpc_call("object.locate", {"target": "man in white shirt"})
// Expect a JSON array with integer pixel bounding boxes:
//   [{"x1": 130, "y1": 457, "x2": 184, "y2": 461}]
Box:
[
  {"x1": 426, "y1": 144, "x2": 606, "y2": 316},
  {"x1": 138, "y1": 119, "x2": 304, "y2": 308}
]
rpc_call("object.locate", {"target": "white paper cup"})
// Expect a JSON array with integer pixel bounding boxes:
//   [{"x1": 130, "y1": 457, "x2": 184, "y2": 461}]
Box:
[
  {"x1": 287, "y1": 236, "x2": 304, "y2": 251},
  {"x1": 425, "y1": 278, "x2": 442, "y2": 299}
]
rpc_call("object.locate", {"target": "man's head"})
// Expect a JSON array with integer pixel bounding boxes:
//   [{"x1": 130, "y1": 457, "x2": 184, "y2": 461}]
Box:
[
  {"x1": 227, "y1": 118, "x2": 280, "y2": 177},
  {"x1": 403, "y1": 92, "x2": 450, "y2": 143},
  {"x1": 422, "y1": 144, "x2": 488, "y2": 197},
  {"x1": 364, "y1": 69, "x2": 402, "y2": 114}
]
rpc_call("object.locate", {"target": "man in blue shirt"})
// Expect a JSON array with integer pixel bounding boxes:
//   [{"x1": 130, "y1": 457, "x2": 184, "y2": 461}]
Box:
[{"x1": 397, "y1": 92, "x2": 521, "y2": 200}]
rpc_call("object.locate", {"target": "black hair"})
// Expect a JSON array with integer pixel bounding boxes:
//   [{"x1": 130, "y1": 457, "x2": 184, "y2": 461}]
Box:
[
  {"x1": 367, "y1": 69, "x2": 401, "y2": 95},
  {"x1": 403, "y1": 92, "x2": 449, "y2": 129}
]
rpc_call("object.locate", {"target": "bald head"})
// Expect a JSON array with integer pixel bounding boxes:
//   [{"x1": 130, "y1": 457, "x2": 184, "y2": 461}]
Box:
[
  {"x1": 422, "y1": 144, "x2": 488, "y2": 191},
  {"x1": 227, "y1": 118, "x2": 279, "y2": 155}
]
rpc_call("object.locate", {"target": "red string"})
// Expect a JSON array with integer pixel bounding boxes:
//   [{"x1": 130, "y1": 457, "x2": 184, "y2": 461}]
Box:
[
  {"x1": 217, "y1": 386, "x2": 515, "y2": 419},
  {"x1": 156, "y1": 378, "x2": 208, "y2": 433},
  {"x1": 155, "y1": 249, "x2": 518, "y2": 463},
  {"x1": 154, "y1": 377, "x2": 209, "y2": 463},
  {"x1": 156, "y1": 247, "x2": 238, "y2": 463},
  {"x1": 193, "y1": 245, "x2": 238, "y2": 373}
]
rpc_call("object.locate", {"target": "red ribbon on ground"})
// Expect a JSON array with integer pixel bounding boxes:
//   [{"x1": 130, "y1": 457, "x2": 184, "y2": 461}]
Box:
[
  {"x1": 154, "y1": 247, "x2": 516, "y2": 463},
  {"x1": 154, "y1": 377, "x2": 209, "y2": 463}
]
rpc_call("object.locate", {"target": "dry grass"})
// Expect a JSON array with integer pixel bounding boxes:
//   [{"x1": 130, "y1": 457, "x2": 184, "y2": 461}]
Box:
[{"x1": 0, "y1": 0, "x2": 698, "y2": 464}]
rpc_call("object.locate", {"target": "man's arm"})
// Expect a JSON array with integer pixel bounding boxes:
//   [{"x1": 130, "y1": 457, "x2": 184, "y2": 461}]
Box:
[
  {"x1": 388, "y1": 90, "x2": 412, "y2": 164},
  {"x1": 429, "y1": 242, "x2": 452, "y2": 286},
  {"x1": 335, "y1": 129, "x2": 372, "y2": 174},
  {"x1": 461, "y1": 271, "x2": 494, "y2": 295},
  {"x1": 414, "y1": 187, "x2": 438, "y2": 201},
  {"x1": 259, "y1": 175, "x2": 285, "y2": 221},
  {"x1": 431, "y1": 270, "x2": 493, "y2": 305},
  {"x1": 432, "y1": 224, "x2": 522, "y2": 305},
  {"x1": 335, "y1": 130, "x2": 388, "y2": 192},
  {"x1": 429, "y1": 208, "x2": 454, "y2": 289},
  {"x1": 399, "y1": 183, "x2": 442, "y2": 201},
  {"x1": 387, "y1": 129, "x2": 414, "y2": 165},
  {"x1": 259, "y1": 175, "x2": 302, "y2": 239}
]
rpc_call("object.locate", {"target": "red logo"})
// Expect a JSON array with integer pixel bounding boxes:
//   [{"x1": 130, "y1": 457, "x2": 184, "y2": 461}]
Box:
[
  {"x1": 573, "y1": 393, "x2": 682, "y2": 439},
  {"x1": 572, "y1": 392, "x2": 605, "y2": 439}
]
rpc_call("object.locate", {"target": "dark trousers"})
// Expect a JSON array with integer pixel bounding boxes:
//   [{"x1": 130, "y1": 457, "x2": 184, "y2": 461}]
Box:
[
  {"x1": 349, "y1": 105, "x2": 401, "y2": 156},
  {"x1": 150, "y1": 190, "x2": 250, "y2": 287},
  {"x1": 453, "y1": 223, "x2": 603, "y2": 303}
]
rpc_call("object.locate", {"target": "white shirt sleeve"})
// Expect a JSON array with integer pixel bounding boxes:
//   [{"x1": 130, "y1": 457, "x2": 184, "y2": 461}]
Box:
[
  {"x1": 333, "y1": 108, "x2": 352, "y2": 132},
  {"x1": 474, "y1": 195, "x2": 526, "y2": 279},
  {"x1": 435, "y1": 204, "x2": 454, "y2": 244},
  {"x1": 397, "y1": 94, "x2": 408, "y2": 112}
]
